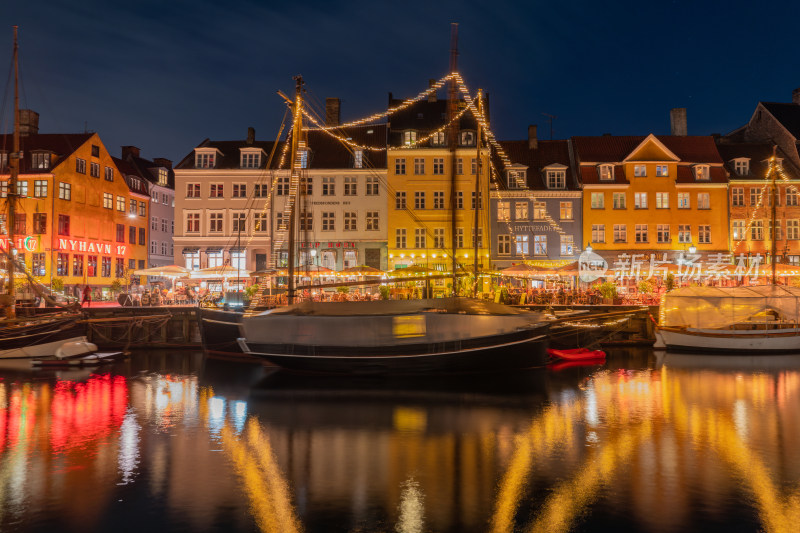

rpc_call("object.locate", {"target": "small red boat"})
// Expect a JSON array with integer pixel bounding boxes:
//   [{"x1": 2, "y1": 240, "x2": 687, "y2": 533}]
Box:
[{"x1": 547, "y1": 348, "x2": 606, "y2": 361}]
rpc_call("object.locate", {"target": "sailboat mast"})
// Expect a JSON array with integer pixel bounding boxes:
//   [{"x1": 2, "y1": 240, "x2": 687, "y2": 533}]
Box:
[
  {"x1": 447, "y1": 23, "x2": 458, "y2": 296},
  {"x1": 771, "y1": 145, "x2": 778, "y2": 285},
  {"x1": 287, "y1": 76, "x2": 303, "y2": 305},
  {"x1": 6, "y1": 26, "x2": 20, "y2": 320},
  {"x1": 473, "y1": 90, "x2": 482, "y2": 297}
]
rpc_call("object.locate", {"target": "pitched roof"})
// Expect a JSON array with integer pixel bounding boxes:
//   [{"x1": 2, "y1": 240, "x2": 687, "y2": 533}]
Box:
[
  {"x1": 493, "y1": 140, "x2": 579, "y2": 191},
  {"x1": 760, "y1": 102, "x2": 800, "y2": 139},
  {"x1": 0, "y1": 133, "x2": 93, "y2": 174},
  {"x1": 387, "y1": 96, "x2": 479, "y2": 146},
  {"x1": 112, "y1": 156, "x2": 150, "y2": 195},
  {"x1": 715, "y1": 142, "x2": 800, "y2": 181},
  {"x1": 572, "y1": 135, "x2": 723, "y2": 164},
  {"x1": 175, "y1": 139, "x2": 283, "y2": 170}
]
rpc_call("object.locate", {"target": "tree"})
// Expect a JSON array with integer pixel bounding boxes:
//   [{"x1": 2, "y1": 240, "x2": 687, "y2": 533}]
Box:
[
  {"x1": 51, "y1": 277, "x2": 64, "y2": 292},
  {"x1": 599, "y1": 281, "x2": 618, "y2": 301}
]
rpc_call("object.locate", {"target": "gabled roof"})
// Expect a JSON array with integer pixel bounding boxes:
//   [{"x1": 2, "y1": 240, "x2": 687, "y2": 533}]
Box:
[
  {"x1": 112, "y1": 156, "x2": 150, "y2": 195},
  {"x1": 759, "y1": 102, "x2": 800, "y2": 139},
  {"x1": 175, "y1": 139, "x2": 282, "y2": 170},
  {"x1": 387, "y1": 96, "x2": 479, "y2": 147},
  {"x1": 715, "y1": 142, "x2": 800, "y2": 181},
  {"x1": 0, "y1": 133, "x2": 93, "y2": 174},
  {"x1": 625, "y1": 134, "x2": 680, "y2": 162},
  {"x1": 492, "y1": 140, "x2": 579, "y2": 191},
  {"x1": 572, "y1": 135, "x2": 724, "y2": 164}
]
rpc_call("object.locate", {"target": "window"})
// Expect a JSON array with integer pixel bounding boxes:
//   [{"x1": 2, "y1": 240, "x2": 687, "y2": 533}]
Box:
[
  {"x1": 456, "y1": 191, "x2": 463, "y2": 209},
  {"x1": 515, "y1": 235, "x2": 529, "y2": 255},
  {"x1": 471, "y1": 192, "x2": 483, "y2": 210},
  {"x1": 276, "y1": 213, "x2": 285, "y2": 231},
  {"x1": 103, "y1": 192, "x2": 113, "y2": 209},
  {"x1": 498, "y1": 234, "x2": 510, "y2": 255},
  {"x1": 507, "y1": 170, "x2": 526, "y2": 189},
  {"x1": 516, "y1": 202, "x2": 529, "y2": 220},
  {"x1": 207, "y1": 251, "x2": 223, "y2": 268},
  {"x1": 395, "y1": 158, "x2": 406, "y2": 175},
  {"x1": 732, "y1": 220, "x2": 745, "y2": 240},
  {"x1": 161, "y1": 218, "x2": 168, "y2": 232},
  {"x1": 322, "y1": 177, "x2": 335, "y2": 196},
  {"x1": 76, "y1": 158, "x2": 86, "y2": 173},
  {"x1": 592, "y1": 224, "x2": 605, "y2": 243},
  {"x1": 241, "y1": 152, "x2": 260, "y2": 168},
  {"x1": 613, "y1": 224, "x2": 627, "y2": 243},
  {"x1": 0, "y1": 182, "x2": 6, "y2": 197},
  {"x1": 455, "y1": 228, "x2": 464, "y2": 248},
  {"x1": 344, "y1": 212, "x2": 356, "y2": 231},
  {"x1": 414, "y1": 191, "x2": 425, "y2": 209},
  {"x1": 299, "y1": 177, "x2": 312, "y2": 196},
  {"x1": 591, "y1": 193, "x2": 604, "y2": 209},
  {"x1": 498, "y1": 202, "x2": 511, "y2": 220},
  {"x1": 299, "y1": 149, "x2": 308, "y2": 169},
  {"x1": 90, "y1": 162, "x2": 100, "y2": 178},
  {"x1": 430, "y1": 131, "x2": 445, "y2": 146},
  {"x1": 116, "y1": 224, "x2": 125, "y2": 243},
  {"x1": 414, "y1": 158, "x2": 425, "y2": 175},
  {"x1": 457, "y1": 158, "x2": 464, "y2": 175},
  {"x1": 433, "y1": 158, "x2": 444, "y2": 175},
  {"x1": 184, "y1": 251, "x2": 200, "y2": 270},
  {"x1": 656, "y1": 165, "x2": 668, "y2": 177},
  {"x1": 277, "y1": 177, "x2": 289, "y2": 195},
  {"x1": 751, "y1": 220, "x2": 765, "y2": 240},
  {"x1": 254, "y1": 183, "x2": 269, "y2": 198},
  {"x1": 599, "y1": 165, "x2": 614, "y2": 181},
  {"x1": 771, "y1": 220, "x2": 782, "y2": 241},
  {"x1": 634, "y1": 192, "x2": 648, "y2": 209},
  {"x1": 129, "y1": 226, "x2": 136, "y2": 243},
  {"x1": 787, "y1": 188, "x2": 798, "y2": 206},
  {"x1": 613, "y1": 192, "x2": 626, "y2": 209},
  {"x1": 116, "y1": 258, "x2": 126, "y2": 277},
  {"x1": 104, "y1": 166, "x2": 114, "y2": 181},
  {"x1": 101, "y1": 256, "x2": 111, "y2": 277},
  {"x1": 32, "y1": 152, "x2": 49, "y2": 169},
  {"x1": 533, "y1": 235, "x2": 547, "y2": 255},
  {"x1": 734, "y1": 159, "x2": 749, "y2": 176},
  {"x1": 459, "y1": 131, "x2": 476, "y2": 146},
  {"x1": 33, "y1": 213, "x2": 46, "y2": 233},
  {"x1": 403, "y1": 131, "x2": 417, "y2": 146},
  {"x1": 13, "y1": 214, "x2": 25, "y2": 234},
  {"x1": 471, "y1": 157, "x2": 478, "y2": 175},
  {"x1": 635, "y1": 224, "x2": 648, "y2": 243},
  {"x1": 533, "y1": 202, "x2": 546, "y2": 219},
  {"x1": 434, "y1": 228, "x2": 445, "y2": 248},
  {"x1": 151, "y1": 190, "x2": 158, "y2": 203},
  {"x1": 91, "y1": 144, "x2": 99, "y2": 157},
  {"x1": 254, "y1": 213, "x2": 268, "y2": 233},
  {"x1": 560, "y1": 201, "x2": 573, "y2": 220},
  {"x1": 210, "y1": 183, "x2": 224, "y2": 198},
  {"x1": 233, "y1": 184, "x2": 247, "y2": 198},
  {"x1": 396, "y1": 228, "x2": 407, "y2": 248},
  {"x1": 322, "y1": 212, "x2": 335, "y2": 231},
  {"x1": 415, "y1": 228, "x2": 426, "y2": 248},
  {"x1": 395, "y1": 191, "x2": 406, "y2": 209},
  {"x1": 30, "y1": 253, "x2": 45, "y2": 276},
  {"x1": 750, "y1": 188, "x2": 762, "y2": 206},
  {"x1": 233, "y1": 212, "x2": 246, "y2": 233},
  {"x1": 139, "y1": 228, "x2": 146, "y2": 245},
  {"x1": 72, "y1": 255, "x2": 83, "y2": 277},
  {"x1": 472, "y1": 228, "x2": 484, "y2": 248},
  {"x1": 299, "y1": 212, "x2": 312, "y2": 231},
  {"x1": 87, "y1": 255, "x2": 97, "y2": 277},
  {"x1": 353, "y1": 150, "x2": 363, "y2": 168},
  {"x1": 209, "y1": 212, "x2": 223, "y2": 232},
  {"x1": 657, "y1": 224, "x2": 670, "y2": 243},
  {"x1": 139, "y1": 201, "x2": 146, "y2": 216},
  {"x1": 788, "y1": 220, "x2": 800, "y2": 240},
  {"x1": 677, "y1": 192, "x2": 690, "y2": 209},
  {"x1": 695, "y1": 165, "x2": 710, "y2": 180},
  {"x1": 196, "y1": 152, "x2": 215, "y2": 168},
  {"x1": 433, "y1": 191, "x2": 445, "y2": 209},
  {"x1": 698, "y1": 225, "x2": 711, "y2": 244},
  {"x1": 731, "y1": 187, "x2": 744, "y2": 206},
  {"x1": 130, "y1": 199, "x2": 137, "y2": 214},
  {"x1": 366, "y1": 176, "x2": 379, "y2": 196},
  {"x1": 33, "y1": 180, "x2": 48, "y2": 198},
  {"x1": 158, "y1": 168, "x2": 168, "y2": 185},
  {"x1": 344, "y1": 176, "x2": 357, "y2": 196},
  {"x1": 16, "y1": 181, "x2": 27, "y2": 197},
  {"x1": 150, "y1": 240, "x2": 157, "y2": 254},
  {"x1": 231, "y1": 251, "x2": 246, "y2": 271},
  {"x1": 560, "y1": 235, "x2": 574, "y2": 256},
  {"x1": 116, "y1": 195, "x2": 126, "y2": 211},
  {"x1": 634, "y1": 164, "x2": 646, "y2": 177},
  {"x1": 546, "y1": 170, "x2": 566, "y2": 189},
  {"x1": 697, "y1": 193, "x2": 710, "y2": 209},
  {"x1": 655, "y1": 192, "x2": 669, "y2": 209},
  {"x1": 57, "y1": 253, "x2": 69, "y2": 276},
  {"x1": 186, "y1": 213, "x2": 200, "y2": 233},
  {"x1": 366, "y1": 211, "x2": 379, "y2": 231},
  {"x1": 678, "y1": 224, "x2": 691, "y2": 243}
]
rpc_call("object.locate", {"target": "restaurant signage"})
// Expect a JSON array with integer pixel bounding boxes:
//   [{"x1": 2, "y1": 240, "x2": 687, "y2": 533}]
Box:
[
  {"x1": 58, "y1": 237, "x2": 127, "y2": 256},
  {"x1": 0, "y1": 236, "x2": 39, "y2": 252},
  {"x1": 299, "y1": 242, "x2": 357, "y2": 249}
]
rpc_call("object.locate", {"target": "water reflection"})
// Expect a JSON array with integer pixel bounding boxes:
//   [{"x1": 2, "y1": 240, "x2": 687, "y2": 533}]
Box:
[{"x1": 0, "y1": 351, "x2": 799, "y2": 532}]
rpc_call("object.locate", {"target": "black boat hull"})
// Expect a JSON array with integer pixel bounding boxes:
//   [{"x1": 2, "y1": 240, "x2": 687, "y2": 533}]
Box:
[
  {"x1": 239, "y1": 327, "x2": 549, "y2": 375},
  {"x1": 199, "y1": 308, "x2": 244, "y2": 354},
  {"x1": 0, "y1": 316, "x2": 85, "y2": 359}
]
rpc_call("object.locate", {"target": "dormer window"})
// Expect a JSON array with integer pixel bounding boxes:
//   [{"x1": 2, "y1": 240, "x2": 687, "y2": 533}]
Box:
[
  {"x1": 31, "y1": 152, "x2": 50, "y2": 170},
  {"x1": 240, "y1": 152, "x2": 261, "y2": 169},
  {"x1": 598, "y1": 164, "x2": 614, "y2": 181},
  {"x1": 694, "y1": 165, "x2": 710, "y2": 180},
  {"x1": 403, "y1": 131, "x2": 417, "y2": 146},
  {"x1": 195, "y1": 151, "x2": 216, "y2": 169},
  {"x1": 157, "y1": 168, "x2": 168, "y2": 185},
  {"x1": 734, "y1": 158, "x2": 749, "y2": 176},
  {"x1": 459, "y1": 131, "x2": 476, "y2": 146},
  {"x1": 354, "y1": 150, "x2": 363, "y2": 169},
  {"x1": 507, "y1": 169, "x2": 527, "y2": 189},
  {"x1": 546, "y1": 169, "x2": 566, "y2": 189},
  {"x1": 430, "y1": 131, "x2": 445, "y2": 146}
]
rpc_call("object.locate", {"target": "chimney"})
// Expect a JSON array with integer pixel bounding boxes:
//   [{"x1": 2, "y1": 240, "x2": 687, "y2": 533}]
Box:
[
  {"x1": 121, "y1": 146, "x2": 140, "y2": 159},
  {"x1": 18, "y1": 109, "x2": 39, "y2": 136},
  {"x1": 325, "y1": 98, "x2": 340, "y2": 127},
  {"x1": 153, "y1": 157, "x2": 172, "y2": 169},
  {"x1": 793, "y1": 88, "x2": 800, "y2": 105},
  {"x1": 246, "y1": 127, "x2": 255, "y2": 145},
  {"x1": 670, "y1": 108, "x2": 687, "y2": 136},
  {"x1": 528, "y1": 125, "x2": 538, "y2": 150},
  {"x1": 428, "y1": 79, "x2": 437, "y2": 103}
]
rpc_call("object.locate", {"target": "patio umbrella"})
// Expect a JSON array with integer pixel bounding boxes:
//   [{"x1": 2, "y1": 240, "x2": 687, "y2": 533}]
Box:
[
  {"x1": 499, "y1": 263, "x2": 547, "y2": 277},
  {"x1": 192, "y1": 265, "x2": 252, "y2": 278},
  {"x1": 387, "y1": 265, "x2": 437, "y2": 277},
  {"x1": 340, "y1": 265, "x2": 384, "y2": 276},
  {"x1": 273, "y1": 265, "x2": 334, "y2": 277},
  {"x1": 133, "y1": 265, "x2": 190, "y2": 277},
  {"x1": 555, "y1": 261, "x2": 580, "y2": 274}
]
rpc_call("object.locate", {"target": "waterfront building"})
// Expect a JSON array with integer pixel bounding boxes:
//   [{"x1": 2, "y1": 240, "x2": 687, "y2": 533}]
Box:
[
  {"x1": 575, "y1": 132, "x2": 729, "y2": 272},
  {"x1": 490, "y1": 126, "x2": 581, "y2": 271},
  {"x1": 173, "y1": 128, "x2": 278, "y2": 276},
  {"x1": 0, "y1": 110, "x2": 149, "y2": 299},
  {"x1": 715, "y1": 143, "x2": 800, "y2": 265},
  {"x1": 386, "y1": 88, "x2": 490, "y2": 288},
  {"x1": 114, "y1": 147, "x2": 175, "y2": 271}
]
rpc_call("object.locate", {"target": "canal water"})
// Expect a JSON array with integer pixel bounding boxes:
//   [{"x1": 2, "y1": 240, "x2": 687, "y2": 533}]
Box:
[{"x1": 1, "y1": 349, "x2": 799, "y2": 533}]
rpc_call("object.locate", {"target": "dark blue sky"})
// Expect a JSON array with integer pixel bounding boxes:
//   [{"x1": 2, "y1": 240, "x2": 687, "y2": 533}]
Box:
[{"x1": 3, "y1": 0, "x2": 800, "y2": 164}]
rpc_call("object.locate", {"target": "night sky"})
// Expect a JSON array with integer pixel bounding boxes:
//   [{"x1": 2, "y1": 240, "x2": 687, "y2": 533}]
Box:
[{"x1": 2, "y1": 0, "x2": 800, "y2": 164}]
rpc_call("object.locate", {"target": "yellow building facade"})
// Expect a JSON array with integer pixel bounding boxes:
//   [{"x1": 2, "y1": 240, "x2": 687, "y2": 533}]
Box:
[
  {"x1": 578, "y1": 134, "x2": 729, "y2": 265},
  {"x1": 1, "y1": 130, "x2": 148, "y2": 299}
]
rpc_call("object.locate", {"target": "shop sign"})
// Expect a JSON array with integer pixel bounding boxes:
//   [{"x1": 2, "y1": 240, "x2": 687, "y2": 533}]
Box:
[
  {"x1": 58, "y1": 237, "x2": 127, "y2": 256},
  {"x1": 512, "y1": 224, "x2": 557, "y2": 233},
  {"x1": 0, "y1": 236, "x2": 39, "y2": 252},
  {"x1": 299, "y1": 242, "x2": 357, "y2": 249}
]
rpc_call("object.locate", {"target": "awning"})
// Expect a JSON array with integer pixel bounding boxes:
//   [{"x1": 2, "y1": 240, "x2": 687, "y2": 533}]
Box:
[
  {"x1": 182, "y1": 247, "x2": 199, "y2": 254},
  {"x1": 205, "y1": 247, "x2": 223, "y2": 253},
  {"x1": 229, "y1": 247, "x2": 245, "y2": 253}
]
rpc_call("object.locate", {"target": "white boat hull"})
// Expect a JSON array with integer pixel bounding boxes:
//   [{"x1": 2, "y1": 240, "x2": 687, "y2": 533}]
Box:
[
  {"x1": 659, "y1": 327, "x2": 800, "y2": 354},
  {"x1": 0, "y1": 336, "x2": 89, "y2": 359}
]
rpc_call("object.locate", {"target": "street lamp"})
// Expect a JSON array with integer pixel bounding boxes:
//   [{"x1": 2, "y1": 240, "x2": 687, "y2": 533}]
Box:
[
  {"x1": 688, "y1": 243, "x2": 697, "y2": 254},
  {"x1": 585, "y1": 243, "x2": 593, "y2": 254}
]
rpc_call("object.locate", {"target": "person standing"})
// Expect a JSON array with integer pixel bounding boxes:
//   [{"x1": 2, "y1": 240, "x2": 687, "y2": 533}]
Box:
[{"x1": 82, "y1": 285, "x2": 92, "y2": 308}]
